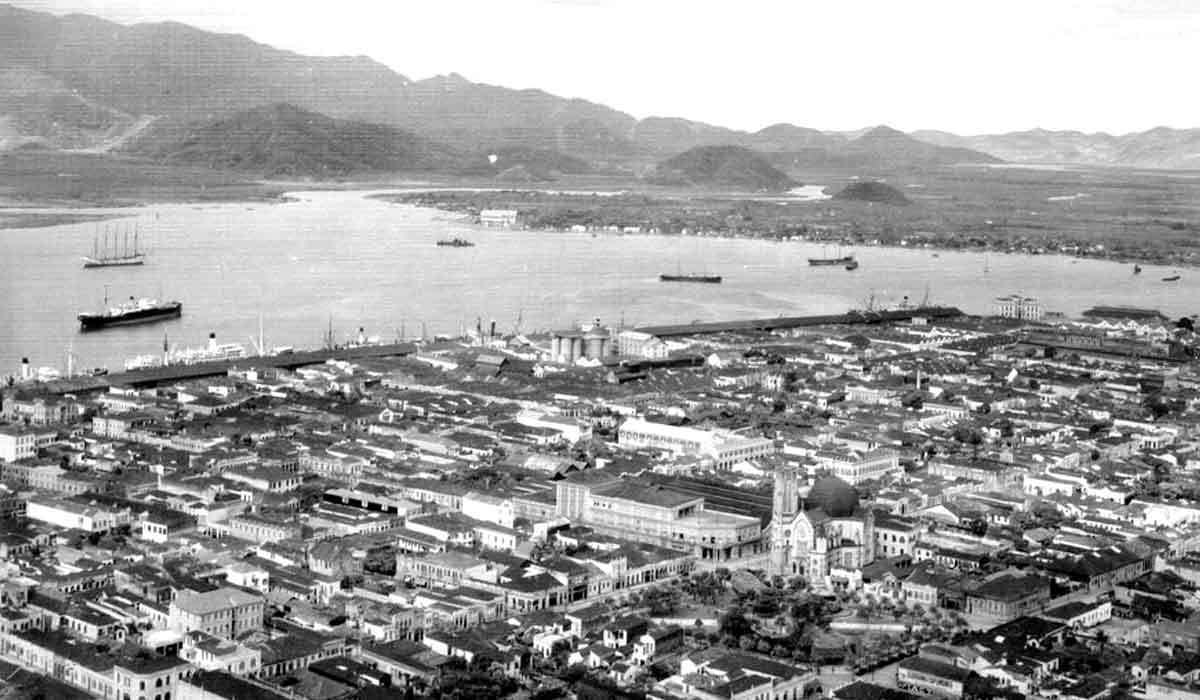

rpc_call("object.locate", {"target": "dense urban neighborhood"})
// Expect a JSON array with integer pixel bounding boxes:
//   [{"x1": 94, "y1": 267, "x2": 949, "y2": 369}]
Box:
[{"x1": 3, "y1": 303, "x2": 1200, "y2": 700}]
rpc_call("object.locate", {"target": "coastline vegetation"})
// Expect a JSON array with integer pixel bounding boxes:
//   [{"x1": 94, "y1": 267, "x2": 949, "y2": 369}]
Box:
[
  {"x1": 4, "y1": 147, "x2": 1198, "y2": 272},
  {"x1": 0, "y1": 212, "x2": 121, "y2": 230},
  {"x1": 0, "y1": 151, "x2": 286, "y2": 209},
  {"x1": 377, "y1": 163, "x2": 1200, "y2": 267}
]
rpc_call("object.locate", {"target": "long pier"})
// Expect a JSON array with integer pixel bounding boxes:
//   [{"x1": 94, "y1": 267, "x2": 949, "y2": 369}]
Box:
[
  {"x1": 40, "y1": 342, "x2": 418, "y2": 394},
  {"x1": 635, "y1": 306, "x2": 965, "y2": 338},
  {"x1": 33, "y1": 306, "x2": 965, "y2": 394}
]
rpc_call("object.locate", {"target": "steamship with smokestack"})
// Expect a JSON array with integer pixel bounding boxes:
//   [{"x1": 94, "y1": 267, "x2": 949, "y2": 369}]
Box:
[
  {"x1": 77, "y1": 292, "x2": 182, "y2": 331},
  {"x1": 124, "y1": 332, "x2": 247, "y2": 371}
]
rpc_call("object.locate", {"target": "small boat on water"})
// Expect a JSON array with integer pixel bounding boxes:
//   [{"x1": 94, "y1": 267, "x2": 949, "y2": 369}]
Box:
[
  {"x1": 1163, "y1": 274, "x2": 1182, "y2": 282},
  {"x1": 1134, "y1": 264, "x2": 1142, "y2": 274},
  {"x1": 845, "y1": 260, "x2": 860, "y2": 271},
  {"x1": 660, "y1": 273, "x2": 722, "y2": 284},
  {"x1": 436, "y1": 238, "x2": 475, "y2": 247}
]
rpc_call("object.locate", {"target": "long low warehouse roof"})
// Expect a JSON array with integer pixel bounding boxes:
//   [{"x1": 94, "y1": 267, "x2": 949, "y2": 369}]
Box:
[{"x1": 636, "y1": 306, "x2": 964, "y2": 338}]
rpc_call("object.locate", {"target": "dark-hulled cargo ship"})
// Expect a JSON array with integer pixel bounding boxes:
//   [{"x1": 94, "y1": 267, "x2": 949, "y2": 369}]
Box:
[
  {"x1": 659, "y1": 273, "x2": 722, "y2": 284},
  {"x1": 78, "y1": 296, "x2": 182, "y2": 331},
  {"x1": 808, "y1": 254, "x2": 855, "y2": 266}
]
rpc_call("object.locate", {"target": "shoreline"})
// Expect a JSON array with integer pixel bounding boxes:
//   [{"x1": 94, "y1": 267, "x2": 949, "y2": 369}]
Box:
[
  {"x1": 375, "y1": 191, "x2": 1191, "y2": 272},
  {"x1": 3, "y1": 179, "x2": 1191, "y2": 273},
  {"x1": 0, "y1": 211, "x2": 127, "y2": 230}
]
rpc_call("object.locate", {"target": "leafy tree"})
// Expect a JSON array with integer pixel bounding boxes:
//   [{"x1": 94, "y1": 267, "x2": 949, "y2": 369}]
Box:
[
  {"x1": 643, "y1": 586, "x2": 681, "y2": 617},
  {"x1": 719, "y1": 607, "x2": 753, "y2": 639}
]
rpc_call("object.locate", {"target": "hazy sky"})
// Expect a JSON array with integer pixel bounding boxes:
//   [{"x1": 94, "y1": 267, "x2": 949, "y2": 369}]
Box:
[{"x1": 13, "y1": 0, "x2": 1200, "y2": 134}]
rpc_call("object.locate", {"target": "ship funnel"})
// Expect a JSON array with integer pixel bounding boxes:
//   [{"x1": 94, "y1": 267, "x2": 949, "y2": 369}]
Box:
[
  {"x1": 208, "y1": 332, "x2": 217, "y2": 351},
  {"x1": 489, "y1": 320, "x2": 496, "y2": 339},
  {"x1": 19, "y1": 358, "x2": 31, "y2": 381},
  {"x1": 358, "y1": 327, "x2": 366, "y2": 344}
]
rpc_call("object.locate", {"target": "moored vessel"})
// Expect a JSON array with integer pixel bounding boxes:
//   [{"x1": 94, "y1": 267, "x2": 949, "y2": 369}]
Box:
[
  {"x1": 83, "y1": 226, "x2": 145, "y2": 268},
  {"x1": 78, "y1": 295, "x2": 182, "y2": 331},
  {"x1": 808, "y1": 254, "x2": 855, "y2": 266},
  {"x1": 436, "y1": 238, "x2": 475, "y2": 247},
  {"x1": 659, "y1": 273, "x2": 722, "y2": 284}
]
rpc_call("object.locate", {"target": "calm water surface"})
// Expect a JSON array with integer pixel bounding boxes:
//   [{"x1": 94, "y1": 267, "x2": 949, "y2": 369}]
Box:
[{"x1": 0, "y1": 189, "x2": 1193, "y2": 373}]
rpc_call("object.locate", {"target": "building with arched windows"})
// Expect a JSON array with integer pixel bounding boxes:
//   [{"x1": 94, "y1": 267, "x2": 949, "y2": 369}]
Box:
[
  {"x1": 993, "y1": 294, "x2": 1043, "y2": 321},
  {"x1": 769, "y1": 469, "x2": 875, "y2": 588}
]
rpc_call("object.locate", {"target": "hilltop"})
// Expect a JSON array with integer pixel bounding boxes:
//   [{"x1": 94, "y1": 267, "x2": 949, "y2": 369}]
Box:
[
  {"x1": 832, "y1": 180, "x2": 911, "y2": 205},
  {"x1": 649, "y1": 145, "x2": 798, "y2": 191},
  {"x1": 835, "y1": 126, "x2": 1002, "y2": 168},
  {"x1": 124, "y1": 103, "x2": 462, "y2": 177}
]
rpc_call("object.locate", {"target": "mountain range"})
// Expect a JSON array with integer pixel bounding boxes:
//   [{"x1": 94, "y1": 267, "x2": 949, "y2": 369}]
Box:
[
  {"x1": 124, "y1": 103, "x2": 463, "y2": 177},
  {"x1": 0, "y1": 3, "x2": 1196, "y2": 174},
  {"x1": 910, "y1": 128, "x2": 1200, "y2": 170},
  {"x1": 649, "y1": 145, "x2": 797, "y2": 191}
]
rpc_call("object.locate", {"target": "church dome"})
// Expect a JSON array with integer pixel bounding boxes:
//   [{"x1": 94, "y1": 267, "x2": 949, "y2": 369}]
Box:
[{"x1": 804, "y1": 476, "x2": 860, "y2": 517}]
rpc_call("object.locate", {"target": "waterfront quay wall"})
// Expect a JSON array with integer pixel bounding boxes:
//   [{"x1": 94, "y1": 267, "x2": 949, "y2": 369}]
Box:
[
  {"x1": 636, "y1": 306, "x2": 965, "y2": 338},
  {"x1": 41, "y1": 342, "x2": 419, "y2": 393}
]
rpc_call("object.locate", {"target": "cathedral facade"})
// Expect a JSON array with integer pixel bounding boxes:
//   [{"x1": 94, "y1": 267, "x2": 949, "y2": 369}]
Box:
[{"x1": 769, "y1": 467, "x2": 876, "y2": 588}]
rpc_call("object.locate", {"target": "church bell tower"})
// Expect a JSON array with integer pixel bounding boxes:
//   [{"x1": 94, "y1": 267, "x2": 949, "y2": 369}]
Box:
[{"x1": 770, "y1": 464, "x2": 800, "y2": 575}]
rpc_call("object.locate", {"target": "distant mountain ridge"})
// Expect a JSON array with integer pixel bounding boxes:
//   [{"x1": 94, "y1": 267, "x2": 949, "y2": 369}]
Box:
[
  {"x1": 124, "y1": 103, "x2": 464, "y2": 176},
  {"x1": 0, "y1": 3, "x2": 1195, "y2": 171},
  {"x1": 649, "y1": 145, "x2": 797, "y2": 191},
  {"x1": 909, "y1": 127, "x2": 1200, "y2": 170},
  {"x1": 0, "y1": 2, "x2": 998, "y2": 172}
]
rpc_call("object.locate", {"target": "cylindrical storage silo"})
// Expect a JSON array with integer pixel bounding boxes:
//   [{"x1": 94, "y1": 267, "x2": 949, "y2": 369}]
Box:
[{"x1": 584, "y1": 330, "x2": 604, "y2": 360}]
